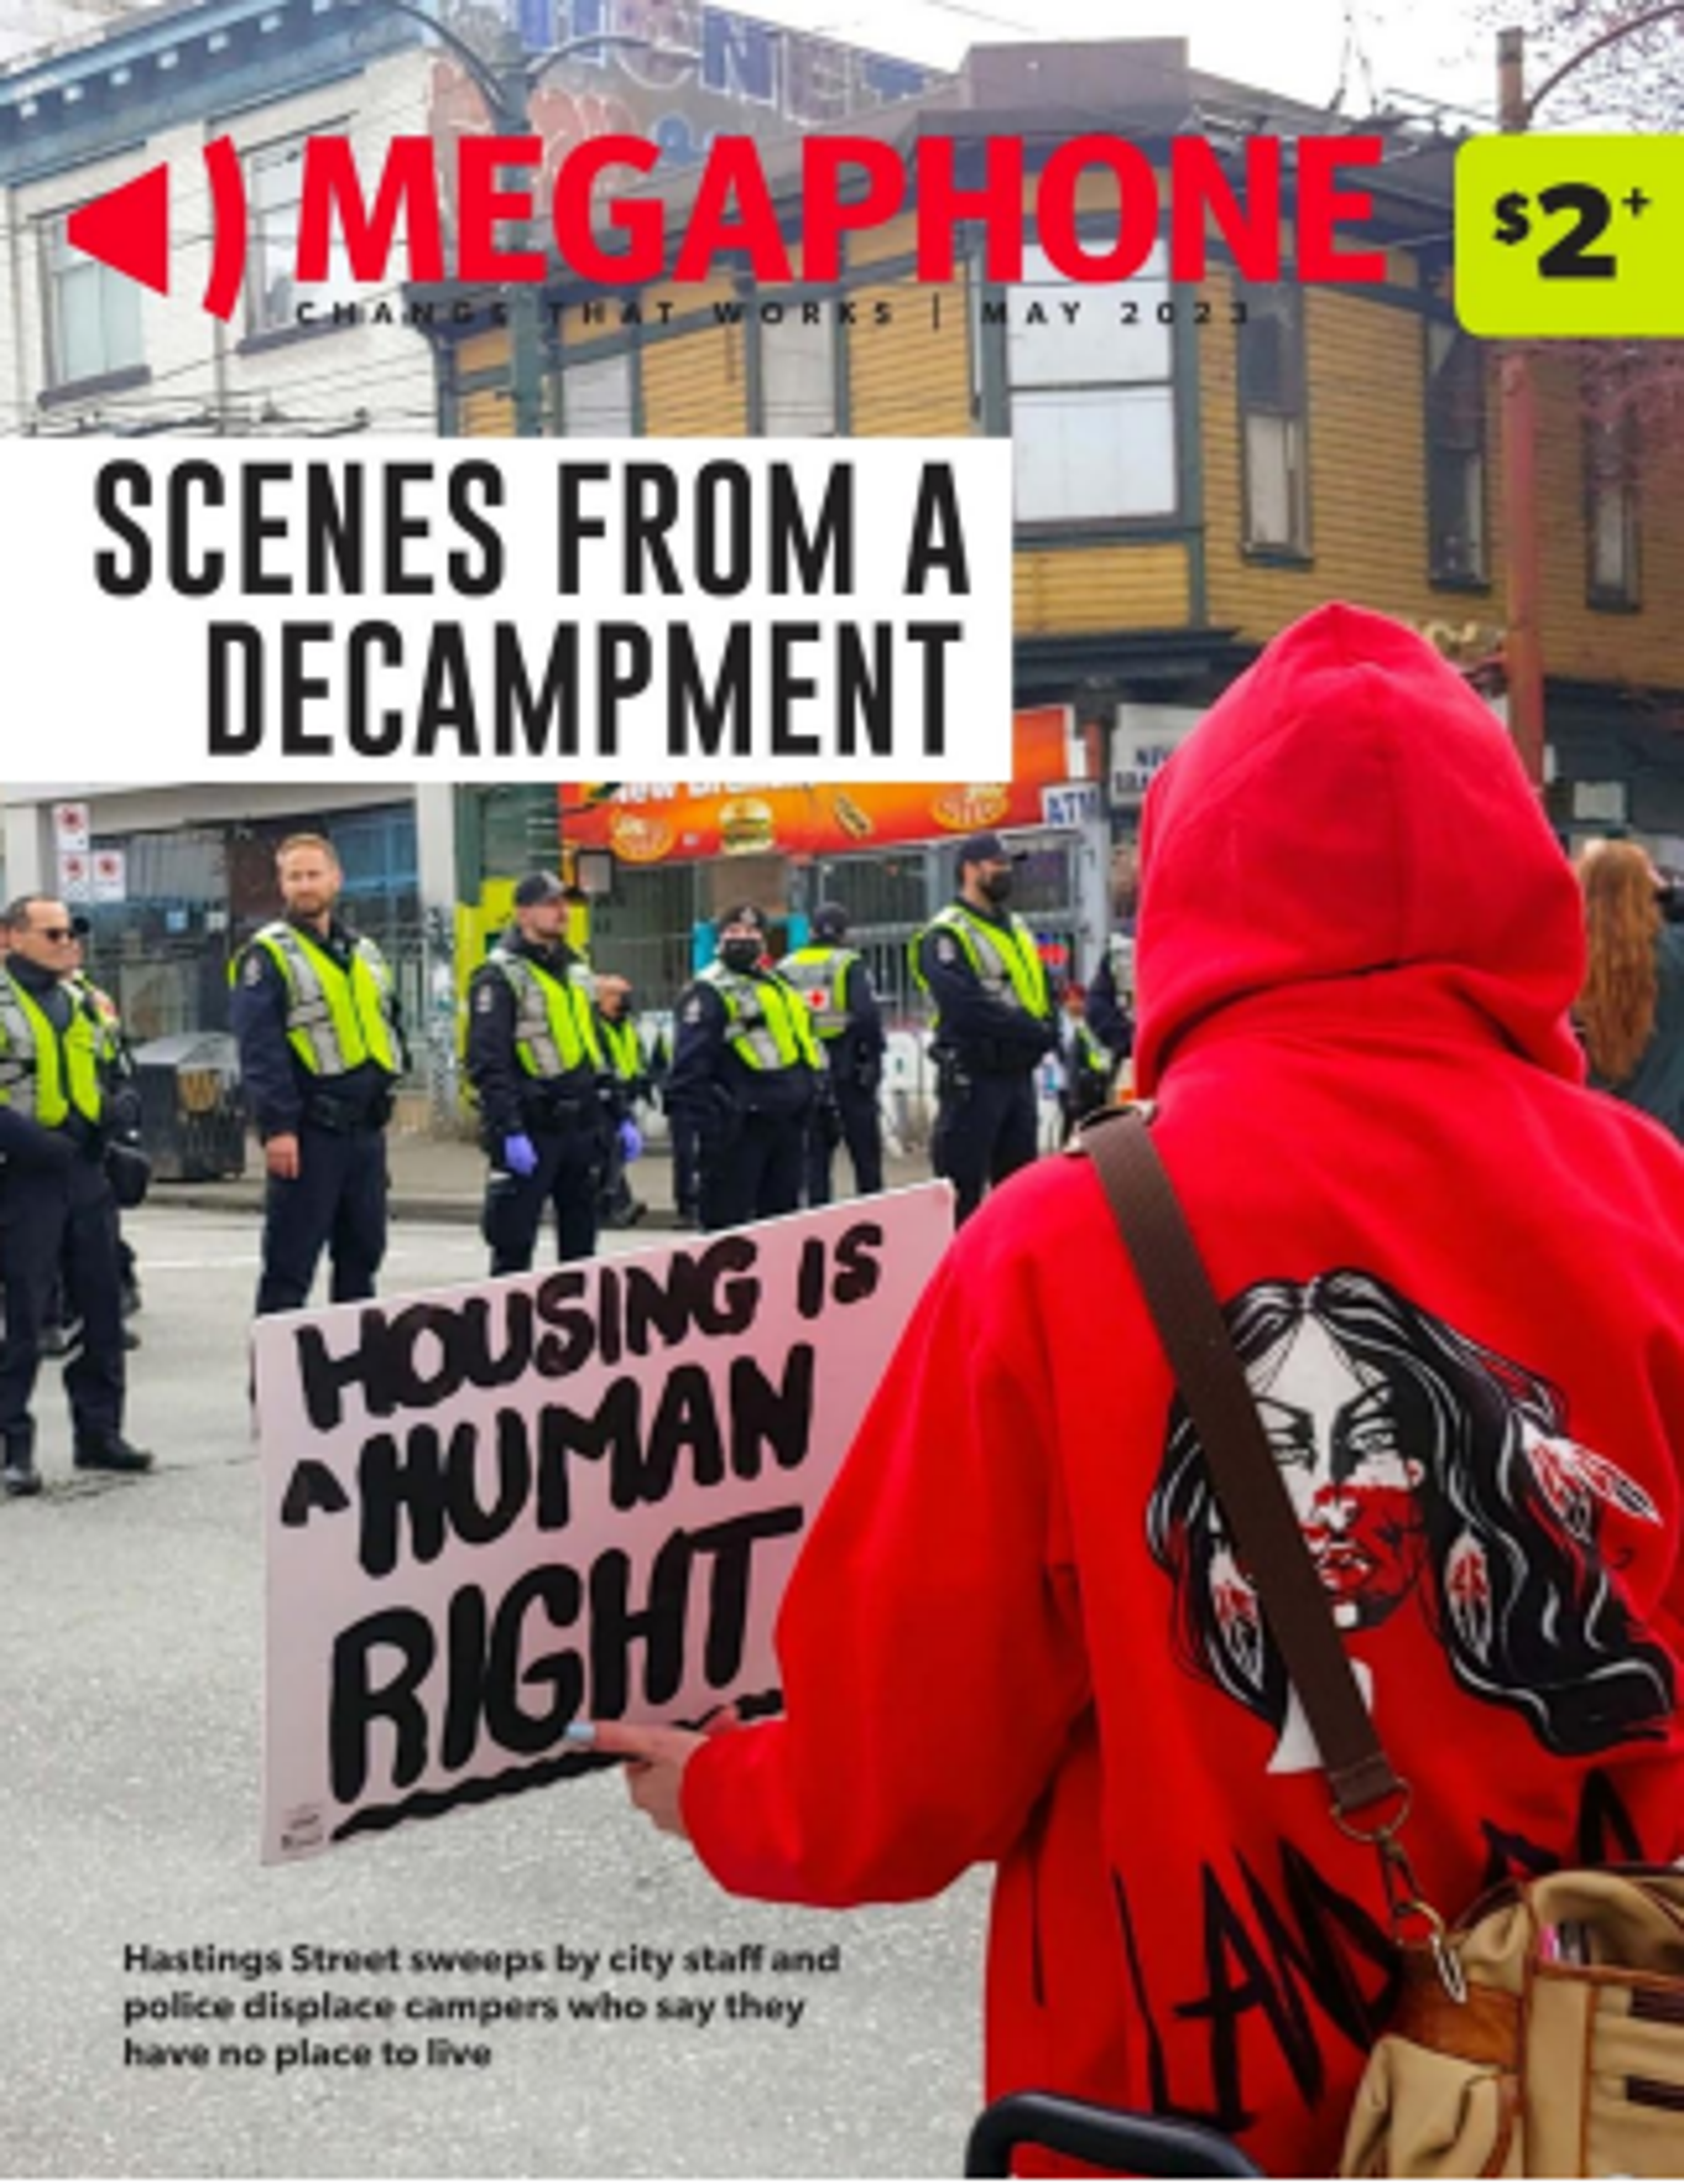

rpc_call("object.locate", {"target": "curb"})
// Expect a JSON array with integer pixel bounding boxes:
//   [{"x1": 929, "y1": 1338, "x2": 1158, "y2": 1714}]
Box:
[{"x1": 152, "y1": 1186, "x2": 690, "y2": 1230}]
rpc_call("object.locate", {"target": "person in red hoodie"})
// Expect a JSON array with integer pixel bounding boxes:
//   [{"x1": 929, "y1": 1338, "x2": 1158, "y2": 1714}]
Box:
[{"x1": 579, "y1": 606, "x2": 1684, "y2": 2176}]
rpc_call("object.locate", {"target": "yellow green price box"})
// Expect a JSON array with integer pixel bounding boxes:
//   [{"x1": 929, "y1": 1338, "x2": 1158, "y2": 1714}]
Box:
[{"x1": 1455, "y1": 135, "x2": 1684, "y2": 338}]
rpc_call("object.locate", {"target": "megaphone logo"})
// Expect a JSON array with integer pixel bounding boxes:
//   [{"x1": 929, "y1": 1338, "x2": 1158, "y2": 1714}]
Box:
[{"x1": 66, "y1": 137, "x2": 249, "y2": 321}]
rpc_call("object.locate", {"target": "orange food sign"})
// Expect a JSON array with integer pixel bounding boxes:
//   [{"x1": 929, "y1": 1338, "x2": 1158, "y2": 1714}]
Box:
[{"x1": 559, "y1": 709, "x2": 1074, "y2": 864}]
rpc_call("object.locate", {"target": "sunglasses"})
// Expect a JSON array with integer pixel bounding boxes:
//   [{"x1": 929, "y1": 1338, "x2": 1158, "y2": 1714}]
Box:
[{"x1": 36, "y1": 926, "x2": 78, "y2": 943}]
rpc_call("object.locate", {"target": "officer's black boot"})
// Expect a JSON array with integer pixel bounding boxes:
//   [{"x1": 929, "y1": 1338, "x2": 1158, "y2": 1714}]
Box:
[
  {"x1": 2, "y1": 1428, "x2": 41, "y2": 1498},
  {"x1": 73, "y1": 1430, "x2": 153, "y2": 1475}
]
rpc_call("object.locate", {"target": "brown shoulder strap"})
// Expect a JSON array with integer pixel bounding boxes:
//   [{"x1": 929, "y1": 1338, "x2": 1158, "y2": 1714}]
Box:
[{"x1": 1079, "y1": 1107, "x2": 1404, "y2": 1820}]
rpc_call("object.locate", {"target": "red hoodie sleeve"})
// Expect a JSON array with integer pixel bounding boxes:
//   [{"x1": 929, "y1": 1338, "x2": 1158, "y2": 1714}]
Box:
[{"x1": 682, "y1": 1232, "x2": 1090, "y2": 1907}]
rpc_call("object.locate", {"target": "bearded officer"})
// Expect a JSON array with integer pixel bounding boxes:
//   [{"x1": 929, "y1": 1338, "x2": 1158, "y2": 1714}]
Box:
[
  {"x1": 665, "y1": 905, "x2": 824, "y2": 1233},
  {"x1": 467, "y1": 872, "x2": 614, "y2": 1273},
  {"x1": 912, "y1": 831, "x2": 1056, "y2": 1225},
  {"x1": 230, "y1": 833, "x2": 405, "y2": 1317},
  {"x1": 0, "y1": 894, "x2": 152, "y2": 1495},
  {"x1": 778, "y1": 902, "x2": 885, "y2": 1204}
]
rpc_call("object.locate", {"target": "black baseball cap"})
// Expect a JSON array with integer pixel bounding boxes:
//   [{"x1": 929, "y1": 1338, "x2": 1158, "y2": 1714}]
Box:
[
  {"x1": 956, "y1": 830, "x2": 1021, "y2": 868},
  {"x1": 717, "y1": 902, "x2": 766, "y2": 934},
  {"x1": 513, "y1": 871, "x2": 567, "y2": 908},
  {"x1": 811, "y1": 903, "x2": 849, "y2": 941}
]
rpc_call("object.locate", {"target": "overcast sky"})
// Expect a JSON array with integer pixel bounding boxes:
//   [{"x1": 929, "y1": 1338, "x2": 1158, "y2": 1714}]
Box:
[{"x1": 736, "y1": 0, "x2": 1500, "y2": 123}]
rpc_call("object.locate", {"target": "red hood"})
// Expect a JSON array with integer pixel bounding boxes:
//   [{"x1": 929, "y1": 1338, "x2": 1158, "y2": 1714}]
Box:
[{"x1": 1133, "y1": 604, "x2": 1587, "y2": 1094}]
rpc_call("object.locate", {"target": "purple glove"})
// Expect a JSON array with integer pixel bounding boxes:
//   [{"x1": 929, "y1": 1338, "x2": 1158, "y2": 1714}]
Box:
[
  {"x1": 503, "y1": 1132, "x2": 539, "y2": 1177},
  {"x1": 617, "y1": 1119, "x2": 642, "y2": 1163}
]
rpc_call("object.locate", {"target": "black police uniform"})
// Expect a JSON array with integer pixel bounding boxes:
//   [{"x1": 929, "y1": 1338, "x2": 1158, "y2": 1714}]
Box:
[
  {"x1": 229, "y1": 916, "x2": 401, "y2": 1318},
  {"x1": 916, "y1": 902, "x2": 1056, "y2": 1225},
  {"x1": 778, "y1": 941, "x2": 886, "y2": 1204},
  {"x1": 466, "y1": 929, "x2": 611, "y2": 1273},
  {"x1": 596, "y1": 1007, "x2": 649, "y2": 1226},
  {"x1": 649, "y1": 1028, "x2": 700, "y2": 1227},
  {"x1": 1087, "y1": 930, "x2": 1137, "y2": 1062},
  {"x1": 0, "y1": 955, "x2": 132, "y2": 1489},
  {"x1": 665, "y1": 958, "x2": 822, "y2": 1233},
  {"x1": 1058, "y1": 1014, "x2": 1114, "y2": 1140}
]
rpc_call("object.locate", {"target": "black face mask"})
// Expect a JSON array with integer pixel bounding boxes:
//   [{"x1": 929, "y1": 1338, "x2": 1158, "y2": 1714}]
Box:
[
  {"x1": 721, "y1": 938, "x2": 762, "y2": 974},
  {"x1": 980, "y1": 870, "x2": 1014, "y2": 906}
]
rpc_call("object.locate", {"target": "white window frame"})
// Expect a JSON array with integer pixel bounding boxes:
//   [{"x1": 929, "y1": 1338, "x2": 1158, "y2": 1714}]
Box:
[
  {"x1": 1003, "y1": 241, "x2": 1177, "y2": 527},
  {"x1": 39, "y1": 205, "x2": 143, "y2": 389},
  {"x1": 245, "y1": 130, "x2": 357, "y2": 337},
  {"x1": 1238, "y1": 286, "x2": 1309, "y2": 555},
  {"x1": 1426, "y1": 321, "x2": 1488, "y2": 586},
  {"x1": 1585, "y1": 395, "x2": 1640, "y2": 609}
]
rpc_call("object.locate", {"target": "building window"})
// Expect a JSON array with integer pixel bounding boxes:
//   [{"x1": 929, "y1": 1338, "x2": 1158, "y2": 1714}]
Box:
[
  {"x1": 1006, "y1": 242, "x2": 1175, "y2": 525},
  {"x1": 757, "y1": 305, "x2": 837, "y2": 434},
  {"x1": 1238, "y1": 285, "x2": 1309, "y2": 554},
  {"x1": 40, "y1": 209, "x2": 143, "y2": 388},
  {"x1": 562, "y1": 349, "x2": 635, "y2": 436},
  {"x1": 1426, "y1": 322, "x2": 1487, "y2": 585},
  {"x1": 1585, "y1": 388, "x2": 1640, "y2": 609},
  {"x1": 246, "y1": 134, "x2": 355, "y2": 335}
]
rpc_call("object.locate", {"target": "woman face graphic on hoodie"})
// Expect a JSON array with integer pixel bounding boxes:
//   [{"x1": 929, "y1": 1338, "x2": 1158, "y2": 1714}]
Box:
[{"x1": 1252, "y1": 1315, "x2": 1428, "y2": 1632}]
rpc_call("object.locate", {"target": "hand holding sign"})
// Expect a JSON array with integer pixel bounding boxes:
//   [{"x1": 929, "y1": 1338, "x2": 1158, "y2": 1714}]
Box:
[{"x1": 567, "y1": 1715, "x2": 736, "y2": 1839}]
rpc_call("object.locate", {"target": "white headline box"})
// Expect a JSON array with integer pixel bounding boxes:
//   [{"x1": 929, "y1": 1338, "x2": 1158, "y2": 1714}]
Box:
[{"x1": 0, "y1": 438, "x2": 1013, "y2": 786}]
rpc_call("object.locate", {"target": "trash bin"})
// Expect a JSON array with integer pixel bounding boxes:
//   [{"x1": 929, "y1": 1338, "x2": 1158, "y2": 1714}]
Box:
[{"x1": 132, "y1": 1033, "x2": 247, "y2": 1181}]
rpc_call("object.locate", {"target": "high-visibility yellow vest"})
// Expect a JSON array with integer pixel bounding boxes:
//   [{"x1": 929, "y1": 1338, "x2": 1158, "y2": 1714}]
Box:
[
  {"x1": 910, "y1": 902, "x2": 1052, "y2": 1026},
  {"x1": 599, "y1": 1013, "x2": 643, "y2": 1083},
  {"x1": 699, "y1": 964, "x2": 823, "y2": 1072},
  {"x1": 489, "y1": 949, "x2": 604, "y2": 1079},
  {"x1": 69, "y1": 971, "x2": 125, "y2": 1066},
  {"x1": 777, "y1": 945, "x2": 860, "y2": 1040},
  {"x1": 1070, "y1": 1019, "x2": 1112, "y2": 1076},
  {"x1": 249, "y1": 921, "x2": 399, "y2": 1079},
  {"x1": 0, "y1": 969, "x2": 102, "y2": 1126}
]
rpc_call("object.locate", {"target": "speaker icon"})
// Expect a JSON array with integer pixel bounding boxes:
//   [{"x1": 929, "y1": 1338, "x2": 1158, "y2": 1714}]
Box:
[{"x1": 65, "y1": 136, "x2": 249, "y2": 321}]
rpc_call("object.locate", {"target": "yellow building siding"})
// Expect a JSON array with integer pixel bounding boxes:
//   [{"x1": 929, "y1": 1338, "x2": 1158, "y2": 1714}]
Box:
[
  {"x1": 459, "y1": 385, "x2": 513, "y2": 438},
  {"x1": 1201, "y1": 268, "x2": 1684, "y2": 689},
  {"x1": 849, "y1": 279, "x2": 973, "y2": 436},
  {"x1": 1201, "y1": 269, "x2": 1452, "y2": 637},
  {"x1": 1523, "y1": 361, "x2": 1684, "y2": 689},
  {"x1": 457, "y1": 331, "x2": 510, "y2": 380},
  {"x1": 642, "y1": 323, "x2": 748, "y2": 435},
  {"x1": 1015, "y1": 545, "x2": 1189, "y2": 634}
]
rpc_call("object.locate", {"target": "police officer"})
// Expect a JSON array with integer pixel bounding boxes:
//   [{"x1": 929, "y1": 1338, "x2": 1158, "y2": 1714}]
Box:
[
  {"x1": 230, "y1": 833, "x2": 403, "y2": 1317},
  {"x1": 648, "y1": 1024, "x2": 700, "y2": 1229},
  {"x1": 666, "y1": 905, "x2": 823, "y2": 1232},
  {"x1": 1087, "y1": 839, "x2": 1137, "y2": 1066},
  {"x1": 778, "y1": 902, "x2": 885, "y2": 1204},
  {"x1": 595, "y1": 974, "x2": 649, "y2": 1229},
  {"x1": 912, "y1": 831, "x2": 1056, "y2": 1224},
  {"x1": 68, "y1": 928, "x2": 146, "y2": 1329},
  {"x1": 1087, "y1": 932, "x2": 1136, "y2": 1065},
  {"x1": 0, "y1": 894, "x2": 152, "y2": 1495},
  {"x1": 466, "y1": 873, "x2": 613, "y2": 1274},
  {"x1": 1056, "y1": 981, "x2": 1114, "y2": 1140}
]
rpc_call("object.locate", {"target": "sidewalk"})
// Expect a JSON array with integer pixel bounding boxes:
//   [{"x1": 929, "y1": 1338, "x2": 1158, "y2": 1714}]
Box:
[{"x1": 158, "y1": 1129, "x2": 939, "y2": 1227}]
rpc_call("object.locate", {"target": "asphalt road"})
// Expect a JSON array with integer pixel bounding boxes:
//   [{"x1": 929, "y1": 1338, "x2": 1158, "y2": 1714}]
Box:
[{"x1": 0, "y1": 1204, "x2": 988, "y2": 2179}]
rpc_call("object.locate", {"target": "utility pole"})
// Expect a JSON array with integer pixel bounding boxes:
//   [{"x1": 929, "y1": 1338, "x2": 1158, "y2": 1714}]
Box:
[
  {"x1": 1494, "y1": 5, "x2": 1684, "y2": 791},
  {"x1": 1497, "y1": 27, "x2": 1545, "y2": 790},
  {"x1": 353, "y1": 2, "x2": 689, "y2": 435}
]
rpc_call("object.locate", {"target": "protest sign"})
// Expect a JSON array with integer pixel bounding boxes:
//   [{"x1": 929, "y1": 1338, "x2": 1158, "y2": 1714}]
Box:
[{"x1": 257, "y1": 1187, "x2": 953, "y2": 1864}]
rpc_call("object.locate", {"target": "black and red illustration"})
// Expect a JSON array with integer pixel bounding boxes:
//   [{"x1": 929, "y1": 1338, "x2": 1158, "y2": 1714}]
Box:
[{"x1": 1146, "y1": 1270, "x2": 1675, "y2": 1761}]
